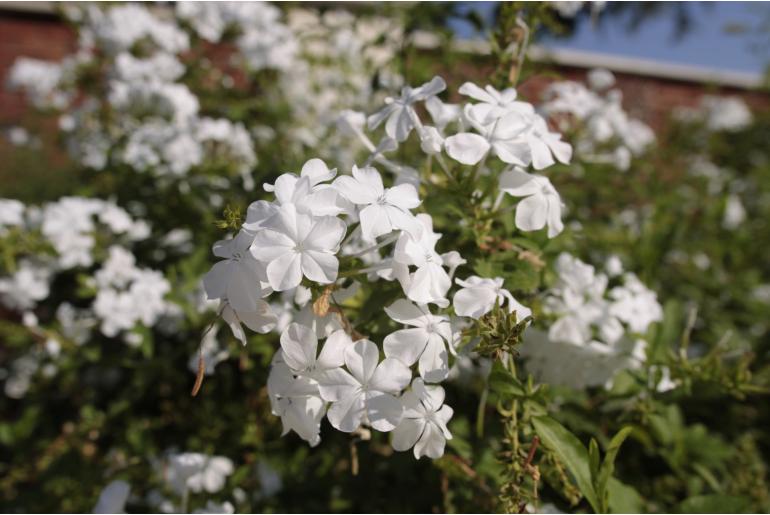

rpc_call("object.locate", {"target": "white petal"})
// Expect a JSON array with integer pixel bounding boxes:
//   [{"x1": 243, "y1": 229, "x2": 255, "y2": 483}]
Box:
[
  {"x1": 384, "y1": 328, "x2": 428, "y2": 366},
  {"x1": 528, "y1": 135, "x2": 555, "y2": 170},
  {"x1": 202, "y1": 261, "x2": 231, "y2": 300},
  {"x1": 352, "y1": 165, "x2": 385, "y2": 196},
  {"x1": 546, "y1": 195, "x2": 564, "y2": 238},
  {"x1": 345, "y1": 339, "x2": 380, "y2": 384},
  {"x1": 365, "y1": 391, "x2": 404, "y2": 432},
  {"x1": 384, "y1": 298, "x2": 426, "y2": 326},
  {"x1": 492, "y1": 139, "x2": 530, "y2": 166},
  {"x1": 369, "y1": 357, "x2": 412, "y2": 394},
  {"x1": 327, "y1": 392, "x2": 365, "y2": 433},
  {"x1": 391, "y1": 418, "x2": 425, "y2": 452},
  {"x1": 280, "y1": 323, "x2": 318, "y2": 372},
  {"x1": 359, "y1": 204, "x2": 392, "y2": 242},
  {"x1": 250, "y1": 230, "x2": 294, "y2": 262},
  {"x1": 385, "y1": 183, "x2": 420, "y2": 210},
  {"x1": 418, "y1": 334, "x2": 449, "y2": 383},
  {"x1": 499, "y1": 168, "x2": 540, "y2": 197},
  {"x1": 414, "y1": 76, "x2": 447, "y2": 100},
  {"x1": 333, "y1": 175, "x2": 378, "y2": 205},
  {"x1": 303, "y1": 216, "x2": 346, "y2": 252},
  {"x1": 301, "y1": 250, "x2": 338, "y2": 284},
  {"x1": 445, "y1": 133, "x2": 490, "y2": 165},
  {"x1": 414, "y1": 422, "x2": 446, "y2": 459},
  {"x1": 301, "y1": 158, "x2": 336, "y2": 184},
  {"x1": 453, "y1": 286, "x2": 497, "y2": 319},
  {"x1": 266, "y1": 252, "x2": 302, "y2": 291},
  {"x1": 316, "y1": 330, "x2": 352, "y2": 370},
  {"x1": 515, "y1": 195, "x2": 548, "y2": 232},
  {"x1": 458, "y1": 82, "x2": 496, "y2": 103},
  {"x1": 238, "y1": 300, "x2": 277, "y2": 335},
  {"x1": 316, "y1": 367, "x2": 359, "y2": 402}
]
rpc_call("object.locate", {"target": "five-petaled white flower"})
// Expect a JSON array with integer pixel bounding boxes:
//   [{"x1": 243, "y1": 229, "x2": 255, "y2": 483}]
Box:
[
  {"x1": 317, "y1": 339, "x2": 410, "y2": 433},
  {"x1": 458, "y1": 82, "x2": 534, "y2": 124},
  {"x1": 453, "y1": 275, "x2": 531, "y2": 321},
  {"x1": 333, "y1": 165, "x2": 420, "y2": 241},
  {"x1": 445, "y1": 106, "x2": 530, "y2": 166},
  {"x1": 251, "y1": 204, "x2": 346, "y2": 291},
  {"x1": 392, "y1": 378, "x2": 453, "y2": 459},
  {"x1": 499, "y1": 167, "x2": 564, "y2": 238},
  {"x1": 280, "y1": 324, "x2": 353, "y2": 381},
  {"x1": 367, "y1": 76, "x2": 446, "y2": 142},
  {"x1": 384, "y1": 299, "x2": 454, "y2": 383}
]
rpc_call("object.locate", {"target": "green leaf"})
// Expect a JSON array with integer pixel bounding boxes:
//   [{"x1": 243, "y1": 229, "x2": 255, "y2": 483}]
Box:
[
  {"x1": 677, "y1": 494, "x2": 752, "y2": 514},
  {"x1": 488, "y1": 361, "x2": 525, "y2": 396},
  {"x1": 532, "y1": 416, "x2": 599, "y2": 512},
  {"x1": 596, "y1": 427, "x2": 633, "y2": 512},
  {"x1": 588, "y1": 438, "x2": 601, "y2": 480},
  {"x1": 607, "y1": 478, "x2": 644, "y2": 513}
]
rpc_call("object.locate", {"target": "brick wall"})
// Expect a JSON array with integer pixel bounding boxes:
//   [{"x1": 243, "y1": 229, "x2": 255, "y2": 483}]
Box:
[{"x1": 0, "y1": 11, "x2": 76, "y2": 123}]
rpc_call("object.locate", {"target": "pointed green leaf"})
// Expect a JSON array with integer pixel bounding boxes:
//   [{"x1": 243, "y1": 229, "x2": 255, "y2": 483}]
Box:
[
  {"x1": 596, "y1": 427, "x2": 633, "y2": 511},
  {"x1": 532, "y1": 416, "x2": 599, "y2": 512}
]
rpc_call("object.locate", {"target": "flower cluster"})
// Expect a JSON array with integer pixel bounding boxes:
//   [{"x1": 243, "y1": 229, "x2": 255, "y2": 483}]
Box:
[
  {"x1": 542, "y1": 69, "x2": 655, "y2": 170},
  {"x1": 519, "y1": 252, "x2": 663, "y2": 389},
  {"x1": 201, "y1": 75, "x2": 585, "y2": 457}
]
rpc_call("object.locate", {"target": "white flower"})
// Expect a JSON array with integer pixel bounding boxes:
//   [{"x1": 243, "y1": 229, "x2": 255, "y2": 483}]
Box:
[
  {"x1": 392, "y1": 379, "x2": 453, "y2": 459},
  {"x1": 165, "y1": 453, "x2": 234, "y2": 495},
  {"x1": 193, "y1": 501, "x2": 235, "y2": 514},
  {"x1": 367, "y1": 76, "x2": 446, "y2": 142},
  {"x1": 203, "y1": 230, "x2": 271, "y2": 312},
  {"x1": 393, "y1": 214, "x2": 451, "y2": 306},
  {"x1": 317, "y1": 339, "x2": 410, "y2": 432},
  {"x1": 267, "y1": 359, "x2": 326, "y2": 446},
  {"x1": 0, "y1": 260, "x2": 50, "y2": 311},
  {"x1": 445, "y1": 108, "x2": 528, "y2": 166},
  {"x1": 93, "y1": 480, "x2": 131, "y2": 514},
  {"x1": 0, "y1": 199, "x2": 24, "y2": 232},
  {"x1": 723, "y1": 194, "x2": 746, "y2": 230},
  {"x1": 499, "y1": 167, "x2": 564, "y2": 238},
  {"x1": 453, "y1": 276, "x2": 531, "y2": 321},
  {"x1": 608, "y1": 273, "x2": 663, "y2": 334},
  {"x1": 458, "y1": 82, "x2": 534, "y2": 124},
  {"x1": 383, "y1": 299, "x2": 454, "y2": 382},
  {"x1": 251, "y1": 205, "x2": 346, "y2": 291},
  {"x1": 280, "y1": 324, "x2": 353, "y2": 381},
  {"x1": 333, "y1": 165, "x2": 420, "y2": 241}
]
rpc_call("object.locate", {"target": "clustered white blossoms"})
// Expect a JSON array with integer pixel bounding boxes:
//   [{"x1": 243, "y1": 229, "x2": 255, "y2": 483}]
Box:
[
  {"x1": 675, "y1": 94, "x2": 753, "y2": 132},
  {"x1": 94, "y1": 450, "x2": 242, "y2": 513},
  {"x1": 0, "y1": 197, "x2": 177, "y2": 398},
  {"x1": 519, "y1": 252, "x2": 663, "y2": 389},
  {"x1": 542, "y1": 69, "x2": 655, "y2": 171},
  {"x1": 201, "y1": 75, "x2": 587, "y2": 458}
]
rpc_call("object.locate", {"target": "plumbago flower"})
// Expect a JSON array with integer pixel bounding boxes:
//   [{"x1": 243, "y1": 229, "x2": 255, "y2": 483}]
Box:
[
  {"x1": 367, "y1": 76, "x2": 446, "y2": 142},
  {"x1": 383, "y1": 299, "x2": 454, "y2": 382},
  {"x1": 453, "y1": 276, "x2": 531, "y2": 321},
  {"x1": 499, "y1": 167, "x2": 564, "y2": 238},
  {"x1": 318, "y1": 339, "x2": 411, "y2": 432},
  {"x1": 392, "y1": 379, "x2": 453, "y2": 459},
  {"x1": 251, "y1": 204, "x2": 346, "y2": 291},
  {"x1": 332, "y1": 165, "x2": 420, "y2": 241}
]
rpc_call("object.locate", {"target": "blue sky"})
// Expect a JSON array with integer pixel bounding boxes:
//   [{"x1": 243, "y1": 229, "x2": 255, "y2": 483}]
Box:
[{"x1": 448, "y1": 2, "x2": 769, "y2": 74}]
